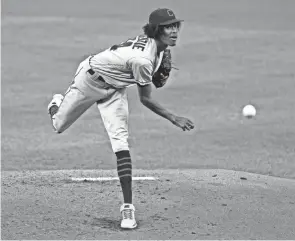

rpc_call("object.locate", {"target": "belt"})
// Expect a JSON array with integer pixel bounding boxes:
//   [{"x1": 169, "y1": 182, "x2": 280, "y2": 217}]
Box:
[
  {"x1": 87, "y1": 69, "x2": 106, "y2": 83},
  {"x1": 86, "y1": 68, "x2": 115, "y2": 90}
]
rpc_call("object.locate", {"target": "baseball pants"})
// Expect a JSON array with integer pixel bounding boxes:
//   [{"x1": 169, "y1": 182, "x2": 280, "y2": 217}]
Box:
[{"x1": 52, "y1": 56, "x2": 130, "y2": 153}]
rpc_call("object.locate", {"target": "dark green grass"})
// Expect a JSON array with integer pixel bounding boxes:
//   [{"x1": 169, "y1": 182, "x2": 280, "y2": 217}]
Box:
[{"x1": 2, "y1": 0, "x2": 295, "y2": 178}]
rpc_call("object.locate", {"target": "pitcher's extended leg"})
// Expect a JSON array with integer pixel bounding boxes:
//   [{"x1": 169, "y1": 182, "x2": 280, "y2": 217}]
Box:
[{"x1": 97, "y1": 88, "x2": 137, "y2": 229}]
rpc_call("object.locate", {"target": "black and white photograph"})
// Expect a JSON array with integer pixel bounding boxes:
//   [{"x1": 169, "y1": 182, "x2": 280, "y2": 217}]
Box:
[{"x1": 1, "y1": 0, "x2": 295, "y2": 239}]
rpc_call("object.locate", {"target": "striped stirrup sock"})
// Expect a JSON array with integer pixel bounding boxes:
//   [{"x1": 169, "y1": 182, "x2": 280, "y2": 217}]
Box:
[{"x1": 116, "y1": 150, "x2": 132, "y2": 204}]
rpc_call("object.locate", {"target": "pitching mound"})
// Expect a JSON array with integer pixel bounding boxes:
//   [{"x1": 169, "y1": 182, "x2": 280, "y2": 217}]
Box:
[{"x1": 2, "y1": 169, "x2": 295, "y2": 239}]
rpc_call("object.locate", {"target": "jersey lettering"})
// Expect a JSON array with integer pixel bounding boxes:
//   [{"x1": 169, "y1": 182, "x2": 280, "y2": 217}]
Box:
[
  {"x1": 132, "y1": 35, "x2": 148, "y2": 51},
  {"x1": 111, "y1": 35, "x2": 148, "y2": 51},
  {"x1": 90, "y1": 35, "x2": 162, "y2": 88}
]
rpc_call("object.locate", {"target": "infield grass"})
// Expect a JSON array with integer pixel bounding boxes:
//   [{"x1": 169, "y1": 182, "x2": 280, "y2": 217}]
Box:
[{"x1": 2, "y1": 0, "x2": 295, "y2": 178}]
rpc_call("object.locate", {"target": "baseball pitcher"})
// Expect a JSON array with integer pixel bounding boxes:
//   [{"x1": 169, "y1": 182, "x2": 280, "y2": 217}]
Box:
[{"x1": 47, "y1": 8, "x2": 194, "y2": 229}]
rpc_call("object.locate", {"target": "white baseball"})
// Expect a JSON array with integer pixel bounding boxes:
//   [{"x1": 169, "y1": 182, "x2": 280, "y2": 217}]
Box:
[{"x1": 242, "y1": 104, "x2": 256, "y2": 118}]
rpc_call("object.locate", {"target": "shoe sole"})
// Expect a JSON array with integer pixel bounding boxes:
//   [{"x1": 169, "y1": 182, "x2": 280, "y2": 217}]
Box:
[
  {"x1": 121, "y1": 222, "x2": 138, "y2": 229},
  {"x1": 48, "y1": 96, "x2": 63, "y2": 112}
]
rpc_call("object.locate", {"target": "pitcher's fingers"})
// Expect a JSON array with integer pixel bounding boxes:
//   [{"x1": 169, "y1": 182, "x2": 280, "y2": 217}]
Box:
[
  {"x1": 188, "y1": 123, "x2": 194, "y2": 129},
  {"x1": 187, "y1": 119, "x2": 194, "y2": 126},
  {"x1": 183, "y1": 125, "x2": 191, "y2": 131},
  {"x1": 187, "y1": 121, "x2": 194, "y2": 129},
  {"x1": 180, "y1": 126, "x2": 186, "y2": 131}
]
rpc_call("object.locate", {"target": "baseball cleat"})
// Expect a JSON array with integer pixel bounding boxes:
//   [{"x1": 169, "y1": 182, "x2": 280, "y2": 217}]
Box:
[
  {"x1": 48, "y1": 94, "x2": 64, "y2": 117},
  {"x1": 120, "y1": 203, "x2": 137, "y2": 229}
]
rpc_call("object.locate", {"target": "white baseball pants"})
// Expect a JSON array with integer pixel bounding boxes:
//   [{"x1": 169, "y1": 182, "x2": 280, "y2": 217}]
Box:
[{"x1": 52, "y1": 56, "x2": 129, "y2": 153}]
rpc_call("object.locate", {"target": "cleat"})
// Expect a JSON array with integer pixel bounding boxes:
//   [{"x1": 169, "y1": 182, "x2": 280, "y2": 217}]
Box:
[
  {"x1": 120, "y1": 203, "x2": 137, "y2": 229},
  {"x1": 48, "y1": 94, "x2": 64, "y2": 117}
]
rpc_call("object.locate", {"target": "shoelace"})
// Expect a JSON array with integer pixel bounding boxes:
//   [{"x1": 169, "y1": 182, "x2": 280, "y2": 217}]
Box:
[{"x1": 123, "y1": 209, "x2": 133, "y2": 220}]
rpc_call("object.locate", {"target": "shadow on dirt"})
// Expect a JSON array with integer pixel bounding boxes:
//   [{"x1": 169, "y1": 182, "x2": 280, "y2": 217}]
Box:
[
  {"x1": 91, "y1": 217, "x2": 120, "y2": 230},
  {"x1": 91, "y1": 217, "x2": 140, "y2": 231}
]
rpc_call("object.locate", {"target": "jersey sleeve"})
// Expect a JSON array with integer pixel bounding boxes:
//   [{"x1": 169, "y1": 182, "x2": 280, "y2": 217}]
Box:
[{"x1": 129, "y1": 57, "x2": 153, "y2": 86}]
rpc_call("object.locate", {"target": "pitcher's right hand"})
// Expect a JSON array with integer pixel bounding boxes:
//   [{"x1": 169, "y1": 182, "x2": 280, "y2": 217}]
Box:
[{"x1": 171, "y1": 116, "x2": 194, "y2": 131}]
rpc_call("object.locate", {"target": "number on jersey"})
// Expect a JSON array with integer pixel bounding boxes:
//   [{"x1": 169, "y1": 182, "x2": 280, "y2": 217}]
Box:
[{"x1": 110, "y1": 35, "x2": 148, "y2": 51}]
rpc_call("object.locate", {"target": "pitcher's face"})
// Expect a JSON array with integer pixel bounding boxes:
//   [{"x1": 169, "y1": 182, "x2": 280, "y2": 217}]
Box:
[{"x1": 159, "y1": 22, "x2": 181, "y2": 46}]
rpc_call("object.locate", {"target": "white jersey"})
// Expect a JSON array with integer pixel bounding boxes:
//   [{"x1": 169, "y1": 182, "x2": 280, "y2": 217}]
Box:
[{"x1": 90, "y1": 35, "x2": 164, "y2": 88}]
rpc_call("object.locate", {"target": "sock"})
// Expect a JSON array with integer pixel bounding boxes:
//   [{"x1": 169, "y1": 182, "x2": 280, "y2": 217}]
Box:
[{"x1": 116, "y1": 150, "x2": 132, "y2": 204}]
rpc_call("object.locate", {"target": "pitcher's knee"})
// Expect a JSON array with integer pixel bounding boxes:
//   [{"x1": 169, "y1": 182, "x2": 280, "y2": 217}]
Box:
[{"x1": 52, "y1": 118, "x2": 67, "y2": 134}]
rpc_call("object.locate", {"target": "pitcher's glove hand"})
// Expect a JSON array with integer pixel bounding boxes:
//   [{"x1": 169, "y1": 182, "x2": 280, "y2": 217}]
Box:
[{"x1": 152, "y1": 49, "x2": 172, "y2": 88}]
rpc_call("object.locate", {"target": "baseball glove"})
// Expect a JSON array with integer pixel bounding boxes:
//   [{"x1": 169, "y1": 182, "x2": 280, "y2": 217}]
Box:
[{"x1": 152, "y1": 49, "x2": 172, "y2": 88}]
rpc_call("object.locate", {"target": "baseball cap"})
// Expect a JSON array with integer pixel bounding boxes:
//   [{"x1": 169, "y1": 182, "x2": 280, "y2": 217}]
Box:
[{"x1": 149, "y1": 8, "x2": 184, "y2": 26}]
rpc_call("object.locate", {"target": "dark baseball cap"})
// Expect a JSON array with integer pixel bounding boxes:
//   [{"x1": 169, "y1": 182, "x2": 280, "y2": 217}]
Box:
[{"x1": 149, "y1": 8, "x2": 184, "y2": 26}]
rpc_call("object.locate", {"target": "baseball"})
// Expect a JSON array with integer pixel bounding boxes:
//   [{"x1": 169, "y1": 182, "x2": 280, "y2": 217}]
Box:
[{"x1": 242, "y1": 104, "x2": 256, "y2": 118}]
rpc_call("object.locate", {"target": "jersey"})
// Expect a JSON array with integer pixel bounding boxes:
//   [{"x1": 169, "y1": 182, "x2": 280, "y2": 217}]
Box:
[{"x1": 89, "y1": 35, "x2": 164, "y2": 89}]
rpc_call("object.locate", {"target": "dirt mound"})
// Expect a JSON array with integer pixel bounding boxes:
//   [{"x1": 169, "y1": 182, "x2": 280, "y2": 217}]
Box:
[{"x1": 2, "y1": 169, "x2": 295, "y2": 239}]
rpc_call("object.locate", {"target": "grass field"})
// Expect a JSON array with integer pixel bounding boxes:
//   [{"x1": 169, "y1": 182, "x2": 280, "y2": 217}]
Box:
[
  {"x1": 2, "y1": 0, "x2": 295, "y2": 239},
  {"x1": 2, "y1": 0, "x2": 295, "y2": 177}
]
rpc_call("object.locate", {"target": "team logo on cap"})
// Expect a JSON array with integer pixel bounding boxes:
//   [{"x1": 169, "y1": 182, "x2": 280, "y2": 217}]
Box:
[{"x1": 167, "y1": 10, "x2": 174, "y2": 16}]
